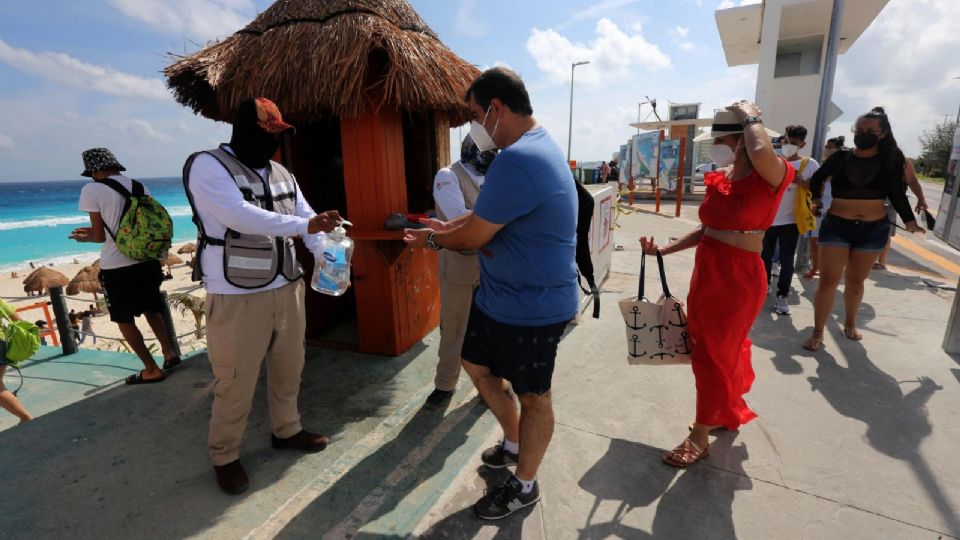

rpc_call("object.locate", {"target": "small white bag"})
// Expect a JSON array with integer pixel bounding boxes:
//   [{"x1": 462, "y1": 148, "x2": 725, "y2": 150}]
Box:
[{"x1": 618, "y1": 251, "x2": 692, "y2": 365}]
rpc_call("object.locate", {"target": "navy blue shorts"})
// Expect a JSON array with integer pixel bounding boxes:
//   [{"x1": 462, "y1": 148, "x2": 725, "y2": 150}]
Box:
[
  {"x1": 818, "y1": 214, "x2": 890, "y2": 252},
  {"x1": 460, "y1": 302, "x2": 569, "y2": 396}
]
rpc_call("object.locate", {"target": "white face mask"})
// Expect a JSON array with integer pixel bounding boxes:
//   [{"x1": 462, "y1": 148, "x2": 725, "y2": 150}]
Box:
[
  {"x1": 710, "y1": 141, "x2": 738, "y2": 167},
  {"x1": 469, "y1": 106, "x2": 499, "y2": 152},
  {"x1": 781, "y1": 143, "x2": 799, "y2": 157}
]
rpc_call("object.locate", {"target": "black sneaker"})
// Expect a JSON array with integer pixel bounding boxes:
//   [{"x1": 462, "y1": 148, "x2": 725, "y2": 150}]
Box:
[
  {"x1": 481, "y1": 441, "x2": 519, "y2": 469},
  {"x1": 474, "y1": 476, "x2": 540, "y2": 520},
  {"x1": 424, "y1": 388, "x2": 454, "y2": 409}
]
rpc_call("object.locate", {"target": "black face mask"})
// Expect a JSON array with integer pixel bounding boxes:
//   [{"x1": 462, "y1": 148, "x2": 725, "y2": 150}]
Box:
[
  {"x1": 230, "y1": 98, "x2": 281, "y2": 169},
  {"x1": 854, "y1": 133, "x2": 880, "y2": 150}
]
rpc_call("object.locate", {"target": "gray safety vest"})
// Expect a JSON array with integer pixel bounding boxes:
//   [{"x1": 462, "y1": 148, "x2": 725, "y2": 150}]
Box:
[
  {"x1": 183, "y1": 145, "x2": 303, "y2": 289},
  {"x1": 436, "y1": 162, "x2": 482, "y2": 285}
]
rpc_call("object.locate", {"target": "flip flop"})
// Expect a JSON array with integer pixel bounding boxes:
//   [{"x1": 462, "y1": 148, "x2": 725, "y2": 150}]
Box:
[
  {"x1": 872, "y1": 263, "x2": 886, "y2": 270},
  {"x1": 126, "y1": 370, "x2": 165, "y2": 385},
  {"x1": 163, "y1": 357, "x2": 182, "y2": 370}
]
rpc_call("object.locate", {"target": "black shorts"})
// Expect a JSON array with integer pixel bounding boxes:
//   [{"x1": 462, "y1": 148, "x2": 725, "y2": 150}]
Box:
[
  {"x1": 460, "y1": 302, "x2": 569, "y2": 396},
  {"x1": 99, "y1": 260, "x2": 165, "y2": 323}
]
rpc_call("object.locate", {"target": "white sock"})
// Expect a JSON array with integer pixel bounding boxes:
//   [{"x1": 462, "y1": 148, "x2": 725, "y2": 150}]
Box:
[
  {"x1": 502, "y1": 439, "x2": 519, "y2": 455},
  {"x1": 515, "y1": 475, "x2": 535, "y2": 494}
]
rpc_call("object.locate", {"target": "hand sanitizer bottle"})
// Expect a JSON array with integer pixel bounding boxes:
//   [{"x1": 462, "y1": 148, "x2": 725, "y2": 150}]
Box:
[{"x1": 311, "y1": 219, "x2": 354, "y2": 296}]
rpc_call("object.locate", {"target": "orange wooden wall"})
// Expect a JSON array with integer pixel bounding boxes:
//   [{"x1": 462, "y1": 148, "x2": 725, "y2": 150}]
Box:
[{"x1": 340, "y1": 109, "x2": 441, "y2": 356}]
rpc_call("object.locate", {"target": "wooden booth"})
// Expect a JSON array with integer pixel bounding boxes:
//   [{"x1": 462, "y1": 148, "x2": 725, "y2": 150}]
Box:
[{"x1": 165, "y1": 0, "x2": 479, "y2": 356}]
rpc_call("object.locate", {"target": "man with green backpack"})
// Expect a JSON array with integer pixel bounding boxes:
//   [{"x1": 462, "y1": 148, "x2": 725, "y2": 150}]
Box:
[
  {"x1": 69, "y1": 148, "x2": 180, "y2": 384},
  {"x1": 0, "y1": 298, "x2": 33, "y2": 423}
]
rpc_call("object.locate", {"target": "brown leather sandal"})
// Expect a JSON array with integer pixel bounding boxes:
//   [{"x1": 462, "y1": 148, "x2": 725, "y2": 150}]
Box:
[{"x1": 663, "y1": 438, "x2": 710, "y2": 468}]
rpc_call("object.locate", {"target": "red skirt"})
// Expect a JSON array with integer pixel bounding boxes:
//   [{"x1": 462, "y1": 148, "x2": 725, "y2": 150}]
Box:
[{"x1": 686, "y1": 235, "x2": 765, "y2": 429}]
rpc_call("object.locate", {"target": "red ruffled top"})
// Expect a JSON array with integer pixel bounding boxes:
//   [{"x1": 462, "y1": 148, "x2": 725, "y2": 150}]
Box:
[{"x1": 698, "y1": 161, "x2": 796, "y2": 231}]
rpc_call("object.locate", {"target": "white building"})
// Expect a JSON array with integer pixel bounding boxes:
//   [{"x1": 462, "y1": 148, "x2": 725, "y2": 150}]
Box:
[{"x1": 715, "y1": 0, "x2": 888, "y2": 138}]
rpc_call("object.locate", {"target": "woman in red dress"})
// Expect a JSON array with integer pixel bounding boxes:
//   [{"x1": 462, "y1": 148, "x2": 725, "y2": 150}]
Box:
[{"x1": 640, "y1": 100, "x2": 794, "y2": 467}]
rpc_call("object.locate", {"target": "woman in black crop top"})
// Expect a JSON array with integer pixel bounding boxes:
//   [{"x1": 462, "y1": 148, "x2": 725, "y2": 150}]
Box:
[{"x1": 803, "y1": 107, "x2": 924, "y2": 351}]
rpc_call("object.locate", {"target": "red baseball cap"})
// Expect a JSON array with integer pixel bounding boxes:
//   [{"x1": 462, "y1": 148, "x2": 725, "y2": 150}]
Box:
[{"x1": 255, "y1": 97, "x2": 295, "y2": 134}]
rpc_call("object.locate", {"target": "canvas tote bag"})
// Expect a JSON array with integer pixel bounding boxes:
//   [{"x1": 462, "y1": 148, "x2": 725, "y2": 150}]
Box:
[{"x1": 618, "y1": 251, "x2": 692, "y2": 365}]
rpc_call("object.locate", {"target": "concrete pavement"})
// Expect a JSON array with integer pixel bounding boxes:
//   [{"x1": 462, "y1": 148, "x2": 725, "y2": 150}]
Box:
[{"x1": 1, "y1": 198, "x2": 958, "y2": 539}]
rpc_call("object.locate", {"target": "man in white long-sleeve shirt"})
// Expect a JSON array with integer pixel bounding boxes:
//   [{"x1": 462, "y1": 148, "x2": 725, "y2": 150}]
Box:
[
  {"x1": 184, "y1": 97, "x2": 340, "y2": 495},
  {"x1": 423, "y1": 135, "x2": 496, "y2": 409}
]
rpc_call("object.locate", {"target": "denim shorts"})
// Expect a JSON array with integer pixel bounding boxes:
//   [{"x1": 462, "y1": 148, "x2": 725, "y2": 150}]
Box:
[{"x1": 818, "y1": 214, "x2": 890, "y2": 252}]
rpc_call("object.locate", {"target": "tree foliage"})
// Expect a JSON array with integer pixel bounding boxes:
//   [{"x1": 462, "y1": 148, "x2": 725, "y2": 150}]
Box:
[{"x1": 915, "y1": 119, "x2": 958, "y2": 178}]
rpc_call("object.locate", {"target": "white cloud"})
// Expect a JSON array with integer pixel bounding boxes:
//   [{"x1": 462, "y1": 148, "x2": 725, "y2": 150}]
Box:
[
  {"x1": 0, "y1": 39, "x2": 169, "y2": 100},
  {"x1": 831, "y1": 0, "x2": 960, "y2": 156},
  {"x1": 526, "y1": 18, "x2": 671, "y2": 87},
  {"x1": 558, "y1": 0, "x2": 643, "y2": 29},
  {"x1": 679, "y1": 42, "x2": 696, "y2": 51},
  {"x1": 124, "y1": 119, "x2": 171, "y2": 142},
  {"x1": 0, "y1": 133, "x2": 13, "y2": 151},
  {"x1": 675, "y1": 26, "x2": 689, "y2": 38},
  {"x1": 718, "y1": 0, "x2": 760, "y2": 8},
  {"x1": 454, "y1": 0, "x2": 488, "y2": 38},
  {"x1": 109, "y1": 0, "x2": 254, "y2": 41}
]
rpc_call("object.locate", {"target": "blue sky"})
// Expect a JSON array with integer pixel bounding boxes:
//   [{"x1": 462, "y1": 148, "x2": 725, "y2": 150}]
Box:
[{"x1": 0, "y1": 0, "x2": 958, "y2": 181}]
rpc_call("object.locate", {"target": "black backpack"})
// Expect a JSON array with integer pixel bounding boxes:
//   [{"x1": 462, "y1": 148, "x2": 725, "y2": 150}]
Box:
[{"x1": 574, "y1": 179, "x2": 600, "y2": 319}]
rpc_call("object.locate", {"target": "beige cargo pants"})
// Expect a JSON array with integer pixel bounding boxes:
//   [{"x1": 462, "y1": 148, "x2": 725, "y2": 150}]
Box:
[
  {"x1": 205, "y1": 280, "x2": 306, "y2": 466},
  {"x1": 435, "y1": 249, "x2": 479, "y2": 391}
]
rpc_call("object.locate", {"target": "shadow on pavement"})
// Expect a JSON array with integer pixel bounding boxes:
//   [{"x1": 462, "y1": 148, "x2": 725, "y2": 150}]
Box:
[
  {"x1": 0, "y1": 346, "x2": 419, "y2": 539},
  {"x1": 575, "y1": 434, "x2": 750, "y2": 539},
  {"x1": 415, "y1": 466, "x2": 534, "y2": 540},
  {"x1": 277, "y1": 397, "x2": 488, "y2": 539},
  {"x1": 806, "y1": 340, "x2": 959, "y2": 537}
]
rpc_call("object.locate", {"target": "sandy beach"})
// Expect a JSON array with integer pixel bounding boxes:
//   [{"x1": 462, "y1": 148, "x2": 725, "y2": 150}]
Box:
[{"x1": 1, "y1": 242, "x2": 207, "y2": 357}]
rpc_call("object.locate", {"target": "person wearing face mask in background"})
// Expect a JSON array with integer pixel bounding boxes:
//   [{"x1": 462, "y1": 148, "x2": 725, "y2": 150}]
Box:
[
  {"x1": 404, "y1": 67, "x2": 578, "y2": 519},
  {"x1": 183, "y1": 97, "x2": 343, "y2": 495},
  {"x1": 761, "y1": 125, "x2": 820, "y2": 315},
  {"x1": 423, "y1": 135, "x2": 497, "y2": 409},
  {"x1": 802, "y1": 136, "x2": 844, "y2": 279},
  {"x1": 875, "y1": 155, "x2": 929, "y2": 270},
  {"x1": 803, "y1": 107, "x2": 924, "y2": 351},
  {"x1": 640, "y1": 102, "x2": 794, "y2": 468}
]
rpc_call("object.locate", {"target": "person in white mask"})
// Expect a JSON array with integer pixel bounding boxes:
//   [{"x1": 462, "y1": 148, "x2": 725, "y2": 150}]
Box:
[
  {"x1": 640, "y1": 102, "x2": 793, "y2": 468},
  {"x1": 423, "y1": 134, "x2": 496, "y2": 409},
  {"x1": 761, "y1": 125, "x2": 820, "y2": 315}
]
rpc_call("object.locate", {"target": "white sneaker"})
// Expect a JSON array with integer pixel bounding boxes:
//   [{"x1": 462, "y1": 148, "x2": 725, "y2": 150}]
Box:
[
  {"x1": 771, "y1": 263, "x2": 780, "y2": 277},
  {"x1": 774, "y1": 295, "x2": 791, "y2": 316}
]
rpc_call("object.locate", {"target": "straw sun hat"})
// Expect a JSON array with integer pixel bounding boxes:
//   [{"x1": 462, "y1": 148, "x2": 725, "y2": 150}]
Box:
[{"x1": 693, "y1": 109, "x2": 780, "y2": 142}]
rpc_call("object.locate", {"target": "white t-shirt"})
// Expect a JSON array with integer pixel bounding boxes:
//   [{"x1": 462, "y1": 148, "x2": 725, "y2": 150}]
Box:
[
  {"x1": 433, "y1": 164, "x2": 484, "y2": 220},
  {"x1": 771, "y1": 157, "x2": 821, "y2": 227},
  {"x1": 78, "y1": 174, "x2": 152, "y2": 270}
]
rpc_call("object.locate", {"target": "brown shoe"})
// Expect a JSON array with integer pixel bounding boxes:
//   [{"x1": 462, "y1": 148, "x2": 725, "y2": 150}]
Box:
[
  {"x1": 271, "y1": 430, "x2": 330, "y2": 452},
  {"x1": 213, "y1": 460, "x2": 249, "y2": 495}
]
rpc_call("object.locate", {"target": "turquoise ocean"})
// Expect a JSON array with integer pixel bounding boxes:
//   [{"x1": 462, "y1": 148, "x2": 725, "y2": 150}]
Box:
[{"x1": 0, "y1": 177, "x2": 197, "y2": 272}]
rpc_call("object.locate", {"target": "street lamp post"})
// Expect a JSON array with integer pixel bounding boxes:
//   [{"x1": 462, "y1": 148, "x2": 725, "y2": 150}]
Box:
[{"x1": 567, "y1": 60, "x2": 590, "y2": 163}]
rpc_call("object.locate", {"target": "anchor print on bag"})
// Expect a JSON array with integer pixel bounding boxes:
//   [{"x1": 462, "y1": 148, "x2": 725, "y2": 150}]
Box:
[{"x1": 618, "y1": 251, "x2": 691, "y2": 365}]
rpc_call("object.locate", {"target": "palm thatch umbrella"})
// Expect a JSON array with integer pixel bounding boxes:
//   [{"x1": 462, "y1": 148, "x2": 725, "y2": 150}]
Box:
[
  {"x1": 163, "y1": 253, "x2": 184, "y2": 268},
  {"x1": 164, "y1": 0, "x2": 478, "y2": 124},
  {"x1": 177, "y1": 242, "x2": 197, "y2": 262},
  {"x1": 66, "y1": 266, "x2": 102, "y2": 300},
  {"x1": 22, "y1": 267, "x2": 69, "y2": 295}
]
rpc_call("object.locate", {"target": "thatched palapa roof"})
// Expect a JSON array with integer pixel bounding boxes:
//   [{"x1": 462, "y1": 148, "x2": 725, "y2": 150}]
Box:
[
  {"x1": 22, "y1": 268, "x2": 69, "y2": 294},
  {"x1": 164, "y1": 0, "x2": 479, "y2": 124},
  {"x1": 66, "y1": 266, "x2": 101, "y2": 297}
]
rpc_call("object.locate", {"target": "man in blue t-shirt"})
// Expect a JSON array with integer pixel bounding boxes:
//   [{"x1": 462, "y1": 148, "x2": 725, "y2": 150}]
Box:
[{"x1": 404, "y1": 67, "x2": 577, "y2": 520}]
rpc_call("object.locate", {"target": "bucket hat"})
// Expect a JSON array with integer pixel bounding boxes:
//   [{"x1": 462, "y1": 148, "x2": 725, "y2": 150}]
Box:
[{"x1": 80, "y1": 148, "x2": 126, "y2": 177}]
